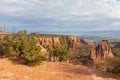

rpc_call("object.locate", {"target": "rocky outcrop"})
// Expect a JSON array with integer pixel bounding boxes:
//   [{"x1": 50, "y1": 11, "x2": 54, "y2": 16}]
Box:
[
  {"x1": 31, "y1": 33, "x2": 95, "y2": 61},
  {"x1": 31, "y1": 33, "x2": 82, "y2": 49},
  {"x1": 31, "y1": 33, "x2": 94, "y2": 48},
  {"x1": 90, "y1": 40, "x2": 114, "y2": 62}
]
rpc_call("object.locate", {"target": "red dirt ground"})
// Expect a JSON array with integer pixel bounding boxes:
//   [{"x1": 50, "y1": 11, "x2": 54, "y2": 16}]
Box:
[{"x1": 0, "y1": 58, "x2": 119, "y2": 80}]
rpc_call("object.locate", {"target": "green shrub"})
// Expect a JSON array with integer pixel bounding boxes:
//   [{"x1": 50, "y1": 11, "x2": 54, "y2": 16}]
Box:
[
  {"x1": 112, "y1": 47, "x2": 120, "y2": 57},
  {"x1": 106, "y1": 58, "x2": 120, "y2": 73},
  {"x1": 20, "y1": 37, "x2": 46, "y2": 65},
  {"x1": 46, "y1": 38, "x2": 70, "y2": 62},
  {"x1": 110, "y1": 47, "x2": 120, "y2": 73},
  {"x1": 77, "y1": 44, "x2": 92, "y2": 56},
  {"x1": 95, "y1": 58, "x2": 120, "y2": 73},
  {"x1": 0, "y1": 35, "x2": 15, "y2": 56},
  {"x1": 0, "y1": 30, "x2": 46, "y2": 65},
  {"x1": 95, "y1": 61, "x2": 109, "y2": 70},
  {"x1": 70, "y1": 44, "x2": 92, "y2": 63}
]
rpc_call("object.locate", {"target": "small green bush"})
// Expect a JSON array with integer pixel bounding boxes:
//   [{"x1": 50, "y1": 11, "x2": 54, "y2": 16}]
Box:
[{"x1": 46, "y1": 38, "x2": 70, "y2": 62}]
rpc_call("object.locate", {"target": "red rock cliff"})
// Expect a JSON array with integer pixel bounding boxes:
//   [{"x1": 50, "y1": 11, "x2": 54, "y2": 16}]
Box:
[
  {"x1": 90, "y1": 40, "x2": 114, "y2": 62},
  {"x1": 31, "y1": 33, "x2": 94, "y2": 48},
  {"x1": 31, "y1": 33, "x2": 81, "y2": 48}
]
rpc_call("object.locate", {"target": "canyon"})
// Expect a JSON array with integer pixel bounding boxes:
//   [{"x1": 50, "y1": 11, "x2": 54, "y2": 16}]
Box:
[{"x1": 0, "y1": 31, "x2": 120, "y2": 80}]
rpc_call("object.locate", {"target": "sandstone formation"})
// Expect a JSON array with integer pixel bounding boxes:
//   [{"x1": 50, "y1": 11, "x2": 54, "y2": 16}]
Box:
[
  {"x1": 31, "y1": 33, "x2": 95, "y2": 61},
  {"x1": 31, "y1": 33, "x2": 82, "y2": 49},
  {"x1": 31, "y1": 33, "x2": 82, "y2": 61},
  {"x1": 90, "y1": 40, "x2": 114, "y2": 62},
  {"x1": 31, "y1": 33, "x2": 94, "y2": 49}
]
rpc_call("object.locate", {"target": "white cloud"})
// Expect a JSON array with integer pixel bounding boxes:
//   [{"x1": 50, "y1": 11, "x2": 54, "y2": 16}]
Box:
[
  {"x1": 2, "y1": 7, "x2": 24, "y2": 13},
  {"x1": 0, "y1": 0, "x2": 120, "y2": 19},
  {"x1": 94, "y1": 20, "x2": 120, "y2": 31},
  {"x1": 112, "y1": 21, "x2": 120, "y2": 25},
  {"x1": 8, "y1": 0, "x2": 18, "y2": 2},
  {"x1": 0, "y1": 0, "x2": 120, "y2": 31}
]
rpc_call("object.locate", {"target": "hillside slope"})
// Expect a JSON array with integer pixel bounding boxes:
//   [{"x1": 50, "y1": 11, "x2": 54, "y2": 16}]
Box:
[{"x1": 0, "y1": 58, "x2": 119, "y2": 80}]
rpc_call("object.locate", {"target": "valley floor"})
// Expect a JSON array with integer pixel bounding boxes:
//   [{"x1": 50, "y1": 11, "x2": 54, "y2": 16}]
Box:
[{"x1": 0, "y1": 58, "x2": 119, "y2": 80}]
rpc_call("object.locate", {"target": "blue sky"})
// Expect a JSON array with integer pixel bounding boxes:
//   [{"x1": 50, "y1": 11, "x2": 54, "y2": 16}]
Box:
[{"x1": 0, "y1": 0, "x2": 120, "y2": 32}]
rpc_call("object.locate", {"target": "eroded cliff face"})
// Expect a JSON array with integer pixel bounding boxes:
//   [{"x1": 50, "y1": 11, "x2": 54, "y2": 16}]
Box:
[
  {"x1": 31, "y1": 33, "x2": 94, "y2": 48},
  {"x1": 31, "y1": 33, "x2": 95, "y2": 59},
  {"x1": 90, "y1": 40, "x2": 114, "y2": 62},
  {"x1": 31, "y1": 33, "x2": 82, "y2": 49},
  {"x1": 31, "y1": 33, "x2": 95, "y2": 61}
]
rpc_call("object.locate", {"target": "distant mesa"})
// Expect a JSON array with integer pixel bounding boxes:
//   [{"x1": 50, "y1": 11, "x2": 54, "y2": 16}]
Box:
[{"x1": 90, "y1": 40, "x2": 114, "y2": 62}]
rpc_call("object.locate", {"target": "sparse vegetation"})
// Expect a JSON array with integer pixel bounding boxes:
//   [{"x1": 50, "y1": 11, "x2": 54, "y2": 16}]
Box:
[
  {"x1": 77, "y1": 44, "x2": 92, "y2": 56},
  {"x1": 93, "y1": 52, "x2": 120, "y2": 73},
  {"x1": 0, "y1": 30, "x2": 46, "y2": 65},
  {"x1": 93, "y1": 47, "x2": 120, "y2": 73},
  {"x1": 0, "y1": 30, "x2": 120, "y2": 75},
  {"x1": 112, "y1": 47, "x2": 120, "y2": 57},
  {"x1": 70, "y1": 44, "x2": 91, "y2": 62},
  {"x1": 108, "y1": 47, "x2": 120, "y2": 73},
  {"x1": 47, "y1": 37, "x2": 70, "y2": 62},
  {"x1": 95, "y1": 58, "x2": 120, "y2": 73}
]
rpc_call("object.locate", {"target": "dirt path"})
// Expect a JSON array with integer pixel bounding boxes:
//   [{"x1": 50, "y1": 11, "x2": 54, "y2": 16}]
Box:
[{"x1": 0, "y1": 58, "x2": 119, "y2": 80}]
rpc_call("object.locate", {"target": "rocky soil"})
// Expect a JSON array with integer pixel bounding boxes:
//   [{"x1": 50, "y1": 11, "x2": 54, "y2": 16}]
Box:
[{"x1": 0, "y1": 58, "x2": 119, "y2": 80}]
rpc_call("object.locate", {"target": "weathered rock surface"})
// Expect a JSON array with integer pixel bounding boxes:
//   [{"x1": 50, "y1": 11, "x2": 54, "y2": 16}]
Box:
[
  {"x1": 90, "y1": 40, "x2": 114, "y2": 62},
  {"x1": 31, "y1": 33, "x2": 94, "y2": 49},
  {"x1": 31, "y1": 33, "x2": 79, "y2": 49}
]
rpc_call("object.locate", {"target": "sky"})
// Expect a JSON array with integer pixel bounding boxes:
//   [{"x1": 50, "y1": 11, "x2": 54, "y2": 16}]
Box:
[{"x1": 0, "y1": 0, "x2": 120, "y2": 32}]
